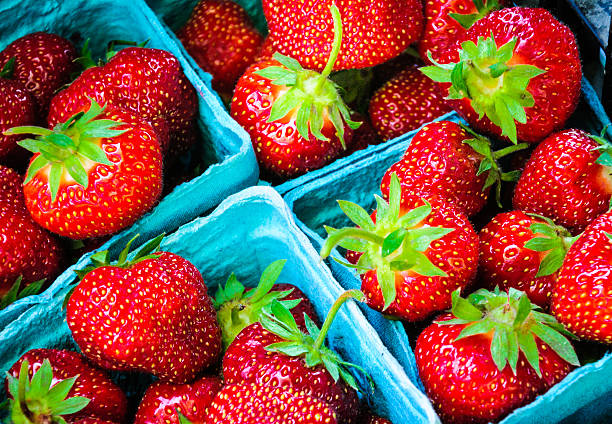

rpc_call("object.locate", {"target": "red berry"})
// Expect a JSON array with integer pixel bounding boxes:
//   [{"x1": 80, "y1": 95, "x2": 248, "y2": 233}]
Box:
[
  {"x1": 134, "y1": 376, "x2": 223, "y2": 424},
  {"x1": 178, "y1": 0, "x2": 264, "y2": 97},
  {"x1": 0, "y1": 165, "x2": 63, "y2": 297},
  {"x1": 552, "y1": 211, "x2": 612, "y2": 344},
  {"x1": 6, "y1": 349, "x2": 127, "y2": 423},
  {"x1": 369, "y1": 66, "x2": 451, "y2": 141},
  {"x1": 262, "y1": 0, "x2": 423, "y2": 71},
  {"x1": 0, "y1": 78, "x2": 37, "y2": 160},
  {"x1": 67, "y1": 248, "x2": 222, "y2": 383},
  {"x1": 513, "y1": 129, "x2": 612, "y2": 235},
  {"x1": 0, "y1": 32, "x2": 77, "y2": 113}
]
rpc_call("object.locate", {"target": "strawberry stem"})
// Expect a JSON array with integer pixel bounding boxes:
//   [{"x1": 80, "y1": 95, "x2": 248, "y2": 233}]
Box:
[
  {"x1": 320, "y1": 3, "x2": 343, "y2": 80},
  {"x1": 4, "y1": 126, "x2": 53, "y2": 137},
  {"x1": 320, "y1": 228, "x2": 385, "y2": 259},
  {"x1": 313, "y1": 289, "x2": 365, "y2": 350}
]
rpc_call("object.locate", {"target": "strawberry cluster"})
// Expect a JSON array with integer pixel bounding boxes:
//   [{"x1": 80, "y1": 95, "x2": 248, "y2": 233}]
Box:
[
  {"x1": 4, "y1": 249, "x2": 391, "y2": 424},
  {"x1": 0, "y1": 31, "x2": 202, "y2": 306}
]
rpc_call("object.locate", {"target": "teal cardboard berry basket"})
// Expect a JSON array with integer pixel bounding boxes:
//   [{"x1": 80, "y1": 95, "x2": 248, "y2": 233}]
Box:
[
  {"x1": 0, "y1": 186, "x2": 439, "y2": 424},
  {"x1": 281, "y1": 78, "x2": 612, "y2": 424},
  {"x1": 0, "y1": 0, "x2": 259, "y2": 327}
]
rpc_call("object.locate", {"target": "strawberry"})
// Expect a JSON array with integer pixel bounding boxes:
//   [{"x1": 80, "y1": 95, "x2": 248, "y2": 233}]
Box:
[
  {"x1": 321, "y1": 174, "x2": 479, "y2": 321},
  {"x1": 372, "y1": 49, "x2": 422, "y2": 90},
  {"x1": 418, "y1": 0, "x2": 506, "y2": 65},
  {"x1": 214, "y1": 259, "x2": 318, "y2": 348},
  {"x1": 416, "y1": 288, "x2": 579, "y2": 424},
  {"x1": 379, "y1": 121, "x2": 526, "y2": 217},
  {"x1": 230, "y1": 5, "x2": 359, "y2": 179},
  {"x1": 421, "y1": 7, "x2": 582, "y2": 144},
  {"x1": 48, "y1": 47, "x2": 198, "y2": 156},
  {"x1": 66, "y1": 236, "x2": 222, "y2": 383},
  {"x1": 177, "y1": 0, "x2": 264, "y2": 98},
  {"x1": 262, "y1": 0, "x2": 423, "y2": 72},
  {"x1": 134, "y1": 375, "x2": 223, "y2": 424},
  {"x1": 368, "y1": 65, "x2": 451, "y2": 141},
  {"x1": 513, "y1": 129, "x2": 612, "y2": 235},
  {"x1": 0, "y1": 62, "x2": 37, "y2": 160},
  {"x1": 0, "y1": 32, "x2": 77, "y2": 113},
  {"x1": 72, "y1": 419, "x2": 119, "y2": 424},
  {"x1": 223, "y1": 292, "x2": 365, "y2": 423},
  {"x1": 361, "y1": 415, "x2": 391, "y2": 424},
  {"x1": 5, "y1": 349, "x2": 127, "y2": 423},
  {"x1": 7, "y1": 100, "x2": 163, "y2": 240},
  {"x1": 552, "y1": 211, "x2": 612, "y2": 344},
  {"x1": 206, "y1": 382, "x2": 338, "y2": 423},
  {"x1": 0, "y1": 165, "x2": 63, "y2": 298},
  {"x1": 479, "y1": 211, "x2": 577, "y2": 309},
  {"x1": 341, "y1": 115, "x2": 381, "y2": 156}
]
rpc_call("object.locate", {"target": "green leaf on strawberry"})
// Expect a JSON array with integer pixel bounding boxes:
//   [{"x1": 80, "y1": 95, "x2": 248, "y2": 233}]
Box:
[
  {"x1": 0, "y1": 276, "x2": 45, "y2": 310},
  {"x1": 437, "y1": 288, "x2": 579, "y2": 376},
  {"x1": 523, "y1": 214, "x2": 577, "y2": 277}
]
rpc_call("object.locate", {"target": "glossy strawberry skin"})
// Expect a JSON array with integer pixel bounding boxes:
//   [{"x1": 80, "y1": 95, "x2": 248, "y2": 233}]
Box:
[
  {"x1": 369, "y1": 66, "x2": 450, "y2": 141},
  {"x1": 416, "y1": 314, "x2": 573, "y2": 424},
  {"x1": 362, "y1": 195, "x2": 479, "y2": 321},
  {"x1": 479, "y1": 211, "x2": 559, "y2": 309},
  {"x1": 419, "y1": 0, "x2": 507, "y2": 65},
  {"x1": 437, "y1": 7, "x2": 581, "y2": 143},
  {"x1": 24, "y1": 108, "x2": 163, "y2": 240},
  {"x1": 231, "y1": 59, "x2": 350, "y2": 179},
  {"x1": 513, "y1": 129, "x2": 612, "y2": 235},
  {"x1": 134, "y1": 376, "x2": 223, "y2": 424},
  {"x1": 552, "y1": 212, "x2": 612, "y2": 344},
  {"x1": 178, "y1": 0, "x2": 263, "y2": 97},
  {"x1": 0, "y1": 78, "x2": 37, "y2": 160},
  {"x1": 206, "y1": 382, "x2": 338, "y2": 424},
  {"x1": 0, "y1": 166, "x2": 63, "y2": 296},
  {"x1": 0, "y1": 32, "x2": 77, "y2": 113},
  {"x1": 6, "y1": 349, "x2": 128, "y2": 423},
  {"x1": 223, "y1": 323, "x2": 360, "y2": 424},
  {"x1": 48, "y1": 47, "x2": 197, "y2": 156},
  {"x1": 67, "y1": 252, "x2": 222, "y2": 383},
  {"x1": 380, "y1": 121, "x2": 488, "y2": 217},
  {"x1": 262, "y1": 0, "x2": 423, "y2": 72},
  {"x1": 71, "y1": 419, "x2": 119, "y2": 424}
]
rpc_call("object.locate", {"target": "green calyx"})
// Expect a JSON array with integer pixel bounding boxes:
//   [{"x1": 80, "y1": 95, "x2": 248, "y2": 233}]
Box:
[
  {"x1": 438, "y1": 287, "x2": 580, "y2": 376},
  {"x1": 0, "y1": 276, "x2": 45, "y2": 310},
  {"x1": 421, "y1": 35, "x2": 546, "y2": 143},
  {"x1": 449, "y1": 0, "x2": 503, "y2": 30},
  {"x1": 591, "y1": 127, "x2": 612, "y2": 170},
  {"x1": 5, "y1": 99, "x2": 128, "y2": 202},
  {"x1": 524, "y1": 214, "x2": 577, "y2": 277},
  {"x1": 461, "y1": 124, "x2": 528, "y2": 207},
  {"x1": 214, "y1": 259, "x2": 304, "y2": 349},
  {"x1": 6, "y1": 359, "x2": 90, "y2": 424},
  {"x1": 320, "y1": 173, "x2": 454, "y2": 310},
  {"x1": 75, "y1": 39, "x2": 149, "y2": 70},
  {"x1": 261, "y1": 290, "x2": 370, "y2": 391},
  {"x1": 254, "y1": 3, "x2": 360, "y2": 149},
  {"x1": 0, "y1": 57, "x2": 16, "y2": 79}
]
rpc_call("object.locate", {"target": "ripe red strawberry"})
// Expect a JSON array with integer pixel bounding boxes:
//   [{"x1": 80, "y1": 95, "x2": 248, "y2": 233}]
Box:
[
  {"x1": 416, "y1": 289, "x2": 579, "y2": 424},
  {"x1": 178, "y1": 0, "x2": 264, "y2": 98},
  {"x1": 206, "y1": 382, "x2": 338, "y2": 423},
  {"x1": 421, "y1": 7, "x2": 581, "y2": 144},
  {"x1": 341, "y1": 115, "x2": 381, "y2": 156},
  {"x1": 66, "y1": 236, "x2": 222, "y2": 383},
  {"x1": 369, "y1": 66, "x2": 451, "y2": 141},
  {"x1": 552, "y1": 211, "x2": 612, "y2": 344},
  {"x1": 6, "y1": 349, "x2": 127, "y2": 423},
  {"x1": 0, "y1": 32, "x2": 77, "y2": 113},
  {"x1": 134, "y1": 375, "x2": 223, "y2": 424},
  {"x1": 479, "y1": 211, "x2": 576, "y2": 309},
  {"x1": 380, "y1": 121, "x2": 525, "y2": 218},
  {"x1": 361, "y1": 415, "x2": 391, "y2": 424},
  {"x1": 513, "y1": 129, "x2": 612, "y2": 235},
  {"x1": 8, "y1": 100, "x2": 163, "y2": 239},
  {"x1": 72, "y1": 419, "x2": 119, "y2": 424},
  {"x1": 0, "y1": 73, "x2": 37, "y2": 160},
  {"x1": 322, "y1": 174, "x2": 479, "y2": 321},
  {"x1": 256, "y1": 34, "x2": 277, "y2": 62},
  {"x1": 48, "y1": 47, "x2": 197, "y2": 156},
  {"x1": 231, "y1": 5, "x2": 359, "y2": 179},
  {"x1": 262, "y1": 0, "x2": 423, "y2": 71},
  {"x1": 419, "y1": 0, "x2": 507, "y2": 65},
  {"x1": 223, "y1": 292, "x2": 365, "y2": 423},
  {"x1": 0, "y1": 165, "x2": 63, "y2": 298},
  {"x1": 214, "y1": 260, "x2": 318, "y2": 348}
]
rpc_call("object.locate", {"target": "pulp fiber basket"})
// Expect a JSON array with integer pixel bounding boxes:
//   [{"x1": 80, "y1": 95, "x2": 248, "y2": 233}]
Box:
[
  {"x1": 0, "y1": 0, "x2": 259, "y2": 326},
  {"x1": 282, "y1": 79, "x2": 612, "y2": 424},
  {"x1": 0, "y1": 186, "x2": 439, "y2": 424}
]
